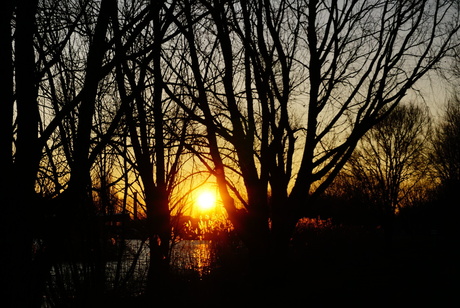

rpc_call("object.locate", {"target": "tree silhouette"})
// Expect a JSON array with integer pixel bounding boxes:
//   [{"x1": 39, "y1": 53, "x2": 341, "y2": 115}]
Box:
[
  {"x1": 430, "y1": 96, "x2": 460, "y2": 236},
  {"x1": 346, "y1": 103, "x2": 432, "y2": 243},
  {"x1": 2, "y1": 1, "x2": 41, "y2": 306},
  {"x1": 1, "y1": 0, "x2": 177, "y2": 305},
  {"x1": 1, "y1": 0, "x2": 460, "y2": 305},
  {"x1": 111, "y1": 0, "x2": 191, "y2": 292},
  {"x1": 166, "y1": 0, "x2": 460, "y2": 272},
  {"x1": 431, "y1": 97, "x2": 460, "y2": 188}
]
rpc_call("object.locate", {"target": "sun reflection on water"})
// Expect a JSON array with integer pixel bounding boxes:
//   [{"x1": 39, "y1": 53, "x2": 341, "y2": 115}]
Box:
[{"x1": 170, "y1": 240, "x2": 215, "y2": 278}]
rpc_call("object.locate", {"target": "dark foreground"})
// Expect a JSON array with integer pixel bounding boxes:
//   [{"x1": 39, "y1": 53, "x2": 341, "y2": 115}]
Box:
[{"x1": 76, "y1": 227, "x2": 459, "y2": 308}]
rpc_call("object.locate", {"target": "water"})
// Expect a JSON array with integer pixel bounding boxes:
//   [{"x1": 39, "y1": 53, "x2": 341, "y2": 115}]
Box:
[
  {"x1": 170, "y1": 240, "x2": 215, "y2": 278},
  {"x1": 45, "y1": 239, "x2": 214, "y2": 304},
  {"x1": 115, "y1": 239, "x2": 215, "y2": 277}
]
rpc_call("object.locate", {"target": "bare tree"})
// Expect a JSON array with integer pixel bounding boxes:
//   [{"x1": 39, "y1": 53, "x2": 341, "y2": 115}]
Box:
[
  {"x1": 431, "y1": 97, "x2": 460, "y2": 187},
  {"x1": 1, "y1": 1, "x2": 41, "y2": 306},
  {"x1": 111, "y1": 0, "x2": 194, "y2": 292},
  {"x1": 2, "y1": 0, "x2": 459, "y2": 303},
  {"x1": 428, "y1": 95, "x2": 460, "y2": 237},
  {"x1": 1, "y1": 0, "x2": 168, "y2": 304},
  {"x1": 346, "y1": 103, "x2": 432, "y2": 243},
  {"x1": 168, "y1": 0, "x2": 460, "y2": 272}
]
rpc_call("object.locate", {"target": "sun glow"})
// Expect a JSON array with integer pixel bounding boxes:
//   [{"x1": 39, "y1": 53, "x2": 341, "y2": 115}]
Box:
[{"x1": 196, "y1": 190, "x2": 217, "y2": 212}]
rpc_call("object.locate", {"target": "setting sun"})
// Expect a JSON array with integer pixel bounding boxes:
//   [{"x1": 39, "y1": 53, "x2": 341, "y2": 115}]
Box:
[{"x1": 196, "y1": 190, "x2": 216, "y2": 212}]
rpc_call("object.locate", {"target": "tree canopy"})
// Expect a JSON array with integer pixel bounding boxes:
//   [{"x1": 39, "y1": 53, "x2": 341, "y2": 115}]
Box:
[{"x1": 1, "y1": 0, "x2": 459, "y2": 306}]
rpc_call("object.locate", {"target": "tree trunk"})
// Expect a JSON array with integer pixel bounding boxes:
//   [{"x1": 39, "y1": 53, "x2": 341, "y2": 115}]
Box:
[
  {"x1": 266, "y1": 188, "x2": 297, "y2": 284},
  {"x1": 147, "y1": 1, "x2": 171, "y2": 293},
  {"x1": 69, "y1": 0, "x2": 110, "y2": 196},
  {"x1": 145, "y1": 187, "x2": 170, "y2": 294},
  {"x1": 0, "y1": 0, "x2": 13, "y2": 174},
  {"x1": 64, "y1": 0, "x2": 111, "y2": 299},
  {"x1": 4, "y1": 1, "x2": 41, "y2": 307}
]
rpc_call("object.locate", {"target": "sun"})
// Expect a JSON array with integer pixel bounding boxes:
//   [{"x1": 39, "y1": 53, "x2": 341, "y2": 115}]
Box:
[{"x1": 196, "y1": 190, "x2": 216, "y2": 212}]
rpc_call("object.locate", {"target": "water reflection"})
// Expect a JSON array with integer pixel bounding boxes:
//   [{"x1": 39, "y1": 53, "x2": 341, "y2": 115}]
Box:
[
  {"x1": 121, "y1": 239, "x2": 214, "y2": 277},
  {"x1": 170, "y1": 240, "x2": 214, "y2": 278},
  {"x1": 45, "y1": 239, "x2": 214, "y2": 305}
]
